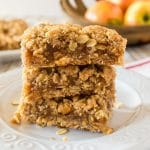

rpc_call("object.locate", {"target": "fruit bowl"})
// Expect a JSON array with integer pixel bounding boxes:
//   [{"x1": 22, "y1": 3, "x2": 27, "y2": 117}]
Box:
[{"x1": 60, "y1": 0, "x2": 150, "y2": 45}]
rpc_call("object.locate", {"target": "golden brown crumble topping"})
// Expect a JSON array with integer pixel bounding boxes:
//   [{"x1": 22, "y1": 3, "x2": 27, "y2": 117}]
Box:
[
  {"x1": 21, "y1": 23, "x2": 126, "y2": 67},
  {"x1": 23, "y1": 65, "x2": 115, "y2": 99},
  {"x1": 0, "y1": 19, "x2": 28, "y2": 50},
  {"x1": 17, "y1": 93, "x2": 114, "y2": 134}
]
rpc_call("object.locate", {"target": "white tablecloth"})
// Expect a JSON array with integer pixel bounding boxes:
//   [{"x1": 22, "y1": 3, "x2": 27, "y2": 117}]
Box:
[{"x1": 125, "y1": 57, "x2": 150, "y2": 78}]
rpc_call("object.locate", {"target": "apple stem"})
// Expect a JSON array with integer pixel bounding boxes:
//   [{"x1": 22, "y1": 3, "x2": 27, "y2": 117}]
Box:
[{"x1": 143, "y1": 14, "x2": 150, "y2": 22}]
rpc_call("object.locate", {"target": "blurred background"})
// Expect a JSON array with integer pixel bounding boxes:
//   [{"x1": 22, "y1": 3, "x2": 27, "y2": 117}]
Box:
[{"x1": 0, "y1": 0, "x2": 150, "y2": 73}]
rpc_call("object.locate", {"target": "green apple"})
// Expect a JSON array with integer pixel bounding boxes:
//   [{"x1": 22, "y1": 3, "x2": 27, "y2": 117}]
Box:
[{"x1": 124, "y1": 0, "x2": 150, "y2": 26}]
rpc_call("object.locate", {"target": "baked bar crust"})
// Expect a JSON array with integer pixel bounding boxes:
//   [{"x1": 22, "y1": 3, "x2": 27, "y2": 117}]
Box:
[
  {"x1": 23, "y1": 65, "x2": 115, "y2": 99},
  {"x1": 12, "y1": 23, "x2": 126, "y2": 134},
  {"x1": 0, "y1": 19, "x2": 28, "y2": 50},
  {"x1": 16, "y1": 65, "x2": 115, "y2": 134},
  {"x1": 21, "y1": 23, "x2": 126, "y2": 67},
  {"x1": 17, "y1": 92, "x2": 115, "y2": 134}
]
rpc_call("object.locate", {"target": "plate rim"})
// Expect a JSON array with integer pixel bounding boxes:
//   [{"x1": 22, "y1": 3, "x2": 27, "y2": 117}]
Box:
[{"x1": 0, "y1": 67, "x2": 150, "y2": 150}]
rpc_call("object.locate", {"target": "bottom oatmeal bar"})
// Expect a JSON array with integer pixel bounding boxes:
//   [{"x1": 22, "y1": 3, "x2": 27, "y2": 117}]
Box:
[{"x1": 15, "y1": 85, "x2": 115, "y2": 134}]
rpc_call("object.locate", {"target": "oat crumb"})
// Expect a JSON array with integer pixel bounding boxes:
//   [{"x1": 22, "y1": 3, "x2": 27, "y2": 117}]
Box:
[
  {"x1": 56, "y1": 128, "x2": 69, "y2": 135},
  {"x1": 11, "y1": 113, "x2": 21, "y2": 124},
  {"x1": 11, "y1": 100, "x2": 20, "y2": 106},
  {"x1": 50, "y1": 137, "x2": 56, "y2": 140},
  {"x1": 114, "y1": 101, "x2": 123, "y2": 109},
  {"x1": 62, "y1": 136, "x2": 68, "y2": 142}
]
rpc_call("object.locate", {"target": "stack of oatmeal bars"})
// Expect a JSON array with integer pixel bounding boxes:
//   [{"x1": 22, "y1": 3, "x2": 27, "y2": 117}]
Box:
[{"x1": 14, "y1": 23, "x2": 126, "y2": 134}]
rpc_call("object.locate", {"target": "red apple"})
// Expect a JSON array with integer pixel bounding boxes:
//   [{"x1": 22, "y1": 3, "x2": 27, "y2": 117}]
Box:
[
  {"x1": 85, "y1": 1, "x2": 123, "y2": 25},
  {"x1": 124, "y1": 0, "x2": 150, "y2": 26},
  {"x1": 106, "y1": 0, "x2": 135, "y2": 11}
]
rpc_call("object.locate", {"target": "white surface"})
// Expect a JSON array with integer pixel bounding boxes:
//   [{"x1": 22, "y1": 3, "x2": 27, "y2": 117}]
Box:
[
  {"x1": 0, "y1": 68, "x2": 150, "y2": 150},
  {"x1": 0, "y1": 0, "x2": 63, "y2": 17},
  {"x1": 125, "y1": 58, "x2": 150, "y2": 78},
  {"x1": 0, "y1": 50, "x2": 20, "y2": 63},
  {"x1": 0, "y1": 0, "x2": 92, "y2": 17}
]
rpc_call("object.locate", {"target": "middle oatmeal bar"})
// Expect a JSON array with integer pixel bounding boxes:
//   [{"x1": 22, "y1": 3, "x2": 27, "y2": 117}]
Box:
[{"x1": 23, "y1": 65, "x2": 115, "y2": 99}]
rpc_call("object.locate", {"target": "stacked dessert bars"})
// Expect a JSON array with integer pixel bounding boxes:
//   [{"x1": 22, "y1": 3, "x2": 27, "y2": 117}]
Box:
[{"x1": 14, "y1": 24, "x2": 126, "y2": 134}]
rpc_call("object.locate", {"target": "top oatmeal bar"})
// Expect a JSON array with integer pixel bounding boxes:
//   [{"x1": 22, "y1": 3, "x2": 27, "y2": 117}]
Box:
[
  {"x1": 0, "y1": 19, "x2": 28, "y2": 50},
  {"x1": 22, "y1": 23, "x2": 127, "y2": 67}
]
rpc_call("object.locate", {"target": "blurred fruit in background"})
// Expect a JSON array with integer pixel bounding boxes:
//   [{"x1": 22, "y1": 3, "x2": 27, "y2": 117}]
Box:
[
  {"x1": 85, "y1": 0, "x2": 150, "y2": 26},
  {"x1": 60, "y1": 0, "x2": 150, "y2": 45},
  {"x1": 85, "y1": 1, "x2": 123, "y2": 25},
  {"x1": 124, "y1": 0, "x2": 150, "y2": 26},
  {"x1": 106, "y1": 0, "x2": 135, "y2": 12}
]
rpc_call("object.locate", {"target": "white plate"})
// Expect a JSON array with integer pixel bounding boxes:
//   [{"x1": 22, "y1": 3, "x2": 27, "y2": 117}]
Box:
[
  {"x1": 0, "y1": 67, "x2": 150, "y2": 150},
  {"x1": 0, "y1": 49, "x2": 20, "y2": 62}
]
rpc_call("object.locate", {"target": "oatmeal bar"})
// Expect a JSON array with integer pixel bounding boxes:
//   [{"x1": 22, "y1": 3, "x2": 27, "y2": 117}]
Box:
[
  {"x1": 0, "y1": 19, "x2": 28, "y2": 50},
  {"x1": 13, "y1": 23, "x2": 126, "y2": 134},
  {"x1": 21, "y1": 23, "x2": 126, "y2": 67},
  {"x1": 23, "y1": 65, "x2": 115, "y2": 99},
  {"x1": 17, "y1": 91, "x2": 115, "y2": 134}
]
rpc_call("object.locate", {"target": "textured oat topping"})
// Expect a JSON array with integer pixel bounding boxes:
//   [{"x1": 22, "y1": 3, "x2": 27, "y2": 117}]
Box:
[
  {"x1": 17, "y1": 93, "x2": 114, "y2": 133},
  {"x1": 23, "y1": 65, "x2": 115, "y2": 99},
  {"x1": 21, "y1": 23, "x2": 126, "y2": 67},
  {"x1": 0, "y1": 19, "x2": 28, "y2": 50}
]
